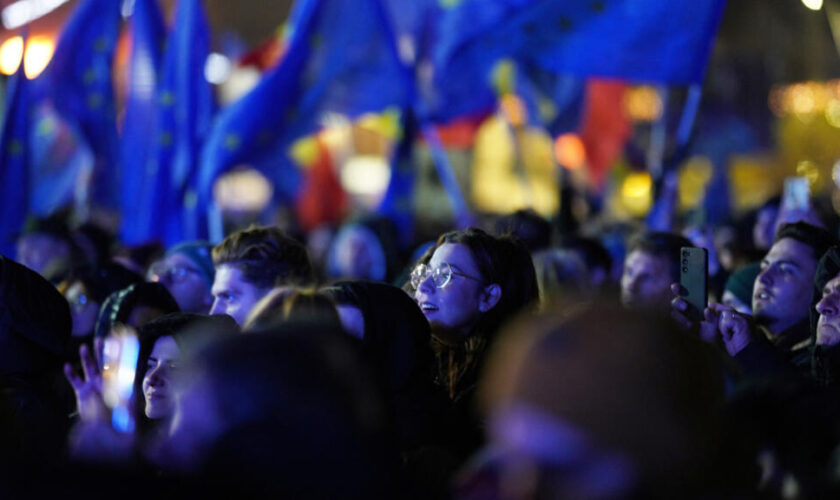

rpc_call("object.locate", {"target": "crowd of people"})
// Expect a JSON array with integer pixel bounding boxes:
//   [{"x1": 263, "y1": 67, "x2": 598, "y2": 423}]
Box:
[{"x1": 4, "y1": 195, "x2": 840, "y2": 498}]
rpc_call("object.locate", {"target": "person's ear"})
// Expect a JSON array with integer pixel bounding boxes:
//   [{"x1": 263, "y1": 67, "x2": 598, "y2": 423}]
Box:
[{"x1": 479, "y1": 283, "x2": 502, "y2": 312}]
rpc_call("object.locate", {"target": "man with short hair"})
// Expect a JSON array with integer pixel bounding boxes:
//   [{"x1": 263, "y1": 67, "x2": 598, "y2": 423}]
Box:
[
  {"x1": 150, "y1": 241, "x2": 216, "y2": 314},
  {"x1": 675, "y1": 222, "x2": 837, "y2": 371},
  {"x1": 210, "y1": 226, "x2": 313, "y2": 325},
  {"x1": 620, "y1": 231, "x2": 692, "y2": 311}
]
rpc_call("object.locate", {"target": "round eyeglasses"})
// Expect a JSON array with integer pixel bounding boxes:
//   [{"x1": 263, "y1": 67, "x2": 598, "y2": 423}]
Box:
[
  {"x1": 149, "y1": 263, "x2": 200, "y2": 283},
  {"x1": 410, "y1": 262, "x2": 482, "y2": 290}
]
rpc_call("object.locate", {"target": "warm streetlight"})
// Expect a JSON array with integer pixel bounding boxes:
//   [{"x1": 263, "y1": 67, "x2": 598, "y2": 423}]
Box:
[
  {"x1": 554, "y1": 133, "x2": 586, "y2": 170},
  {"x1": 23, "y1": 37, "x2": 55, "y2": 79},
  {"x1": 0, "y1": 36, "x2": 23, "y2": 75},
  {"x1": 802, "y1": 0, "x2": 823, "y2": 11}
]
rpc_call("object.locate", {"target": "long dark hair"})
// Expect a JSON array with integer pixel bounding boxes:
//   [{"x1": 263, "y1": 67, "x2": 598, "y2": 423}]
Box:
[{"x1": 417, "y1": 227, "x2": 538, "y2": 399}]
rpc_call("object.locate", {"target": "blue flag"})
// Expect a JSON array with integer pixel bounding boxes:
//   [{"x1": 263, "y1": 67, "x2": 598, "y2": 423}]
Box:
[
  {"x1": 140, "y1": 0, "x2": 216, "y2": 245},
  {"x1": 0, "y1": 67, "x2": 30, "y2": 257},
  {"x1": 120, "y1": 0, "x2": 167, "y2": 244},
  {"x1": 381, "y1": 0, "x2": 496, "y2": 124},
  {"x1": 377, "y1": 111, "x2": 417, "y2": 249},
  {"x1": 199, "y1": 0, "x2": 411, "y2": 236},
  {"x1": 434, "y1": 0, "x2": 726, "y2": 119},
  {"x1": 34, "y1": 0, "x2": 121, "y2": 211}
]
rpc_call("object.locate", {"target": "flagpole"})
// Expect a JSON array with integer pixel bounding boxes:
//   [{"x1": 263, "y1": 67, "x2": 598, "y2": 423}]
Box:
[
  {"x1": 646, "y1": 84, "x2": 702, "y2": 231},
  {"x1": 420, "y1": 124, "x2": 474, "y2": 228}
]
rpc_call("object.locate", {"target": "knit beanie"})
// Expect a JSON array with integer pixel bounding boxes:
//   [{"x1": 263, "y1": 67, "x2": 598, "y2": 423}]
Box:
[
  {"x1": 724, "y1": 262, "x2": 761, "y2": 307},
  {"x1": 166, "y1": 241, "x2": 215, "y2": 287}
]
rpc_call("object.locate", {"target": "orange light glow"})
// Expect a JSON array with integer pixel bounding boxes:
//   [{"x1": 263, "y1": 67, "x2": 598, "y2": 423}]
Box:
[
  {"x1": 554, "y1": 133, "x2": 586, "y2": 169},
  {"x1": 24, "y1": 37, "x2": 55, "y2": 79},
  {"x1": 500, "y1": 94, "x2": 527, "y2": 127},
  {"x1": 0, "y1": 36, "x2": 24, "y2": 75}
]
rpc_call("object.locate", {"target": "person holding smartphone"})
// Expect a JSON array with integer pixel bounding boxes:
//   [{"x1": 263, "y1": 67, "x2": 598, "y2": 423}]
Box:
[{"x1": 672, "y1": 222, "x2": 837, "y2": 374}]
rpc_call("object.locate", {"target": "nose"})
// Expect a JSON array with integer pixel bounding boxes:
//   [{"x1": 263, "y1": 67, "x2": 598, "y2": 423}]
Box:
[
  {"x1": 145, "y1": 364, "x2": 167, "y2": 388},
  {"x1": 817, "y1": 292, "x2": 838, "y2": 317},
  {"x1": 757, "y1": 266, "x2": 774, "y2": 286},
  {"x1": 209, "y1": 298, "x2": 222, "y2": 315},
  {"x1": 417, "y1": 273, "x2": 436, "y2": 294}
]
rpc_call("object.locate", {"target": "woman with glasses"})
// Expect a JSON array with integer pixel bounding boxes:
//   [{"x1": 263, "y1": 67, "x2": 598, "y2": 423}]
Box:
[
  {"x1": 148, "y1": 242, "x2": 216, "y2": 314},
  {"x1": 411, "y1": 227, "x2": 538, "y2": 455}
]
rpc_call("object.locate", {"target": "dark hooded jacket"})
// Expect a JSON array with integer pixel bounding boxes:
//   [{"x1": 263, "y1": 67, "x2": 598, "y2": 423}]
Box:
[
  {"x1": 811, "y1": 246, "x2": 840, "y2": 387},
  {"x1": 324, "y1": 281, "x2": 460, "y2": 498},
  {"x1": 0, "y1": 256, "x2": 73, "y2": 467},
  {"x1": 323, "y1": 281, "x2": 452, "y2": 451}
]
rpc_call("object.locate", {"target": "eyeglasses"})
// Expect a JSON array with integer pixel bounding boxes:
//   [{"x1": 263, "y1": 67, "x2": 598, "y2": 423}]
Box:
[
  {"x1": 68, "y1": 292, "x2": 90, "y2": 314},
  {"x1": 410, "y1": 263, "x2": 482, "y2": 290},
  {"x1": 149, "y1": 263, "x2": 200, "y2": 283}
]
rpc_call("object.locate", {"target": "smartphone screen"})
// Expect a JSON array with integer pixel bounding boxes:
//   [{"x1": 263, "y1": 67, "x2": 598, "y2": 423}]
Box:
[
  {"x1": 679, "y1": 247, "x2": 708, "y2": 323},
  {"x1": 782, "y1": 176, "x2": 810, "y2": 212},
  {"x1": 101, "y1": 325, "x2": 140, "y2": 433}
]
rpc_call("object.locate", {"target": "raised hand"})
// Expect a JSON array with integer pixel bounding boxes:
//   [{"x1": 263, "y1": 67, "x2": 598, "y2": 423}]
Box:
[
  {"x1": 710, "y1": 303, "x2": 754, "y2": 356},
  {"x1": 671, "y1": 283, "x2": 723, "y2": 344},
  {"x1": 63, "y1": 339, "x2": 108, "y2": 423}
]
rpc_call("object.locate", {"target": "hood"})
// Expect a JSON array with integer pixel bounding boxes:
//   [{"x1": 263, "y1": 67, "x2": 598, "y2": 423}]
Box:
[{"x1": 0, "y1": 256, "x2": 71, "y2": 375}]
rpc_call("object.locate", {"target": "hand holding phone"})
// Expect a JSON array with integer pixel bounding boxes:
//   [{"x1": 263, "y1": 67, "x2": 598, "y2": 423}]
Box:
[
  {"x1": 101, "y1": 324, "x2": 140, "y2": 433},
  {"x1": 679, "y1": 247, "x2": 708, "y2": 323}
]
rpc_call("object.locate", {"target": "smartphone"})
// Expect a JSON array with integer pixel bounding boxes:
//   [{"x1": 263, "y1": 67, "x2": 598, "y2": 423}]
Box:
[
  {"x1": 782, "y1": 176, "x2": 810, "y2": 212},
  {"x1": 101, "y1": 324, "x2": 140, "y2": 433},
  {"x1": 679, "y1": 247, "x2": 708, "y2": 323}
]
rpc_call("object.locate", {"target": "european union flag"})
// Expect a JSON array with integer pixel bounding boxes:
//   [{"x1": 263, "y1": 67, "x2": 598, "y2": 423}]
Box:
[
  {"x1": 199, "y1": 0, "x2": 411, "y2": 235},
  {"x1": 492, "y1": 59, "x2": 585, "y2": 133},
  {"x1": 381, "y1": 0, "x2": 494, "y2": 124},
  {"x1": 35, "y1": 0, "x2": 121, "y2": 211},
  {"x1": 434, "y1": 0, "x2": 727, "y2": 118},
  {"x1": 377, "y1": 111, "x2": 417, "y2": 249},
  {"x1": 0, "y1": 67, "x2": 30, "y2": 257},
  {"x1": 120, "y1": 0, "x2": 167, "y2": 244},
  {"x1": 141, "y1": 0, "x2": 216, "y2": 245}
]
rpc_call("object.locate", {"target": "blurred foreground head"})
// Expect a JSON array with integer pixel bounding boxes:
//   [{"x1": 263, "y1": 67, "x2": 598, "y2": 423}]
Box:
[
  {"x1": 163, "y1": 321, "x2": 394, "y2": 498},
  {"x1": 467, "y1": 304, "x2": 726, "y2": 499}
]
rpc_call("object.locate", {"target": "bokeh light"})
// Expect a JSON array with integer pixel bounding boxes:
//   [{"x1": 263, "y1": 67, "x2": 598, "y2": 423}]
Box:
[
  {"x1": 340, "y1": 155, "x2": 391, "y2": 198},
  {"x1": 624, "y1": 86, "x2": 663, "y2": 122},
  {"x1": 554, "y1": 133, "x2": 586, "y2": 169},
  {"x1": 500, "y1": 94, "x2": 527, "y2": 127},
  {"x1": 802, "y1": 0, "x2": 823, "y2": 10},
  {"x1": 833, "y1": 159, "x2": 840, "y2": 189},
  {"x1": 825, "y1": 99, "x2": 840, "y2": 127},
  {"x1": 24, "y1": 37, "x2": 55, "y2": 79},
  {"x1": 620, "y1": 172, "x2": 653, "y2": 216},
  {"x1": 796, "y1": 159, "x2": 821, "y2": 189},
  {"x1": 213, "y1": 168, "x2": 273, "y2": 213},
  {"x1": 0, "y1": 36, "x2": 23, "y2": 75},
  {"x1": 678, "y1": 156, "x2": 713, "y2": 210}
]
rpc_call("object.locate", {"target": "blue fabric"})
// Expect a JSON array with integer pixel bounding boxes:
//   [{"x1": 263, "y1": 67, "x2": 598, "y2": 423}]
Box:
[
  {"x1": 120, "y1": 0, "x2": 167, "y2": 244},
  {"x1": 143, "y1": 0, "x2": 216, "y2": 245},
  {"x1": 377, "y1": 111, "x2": 417, "y2": 249},
  {"x1": 381, "y1": 0, "x2": 494, "y2": 124},
  {"x1": 198, "y1": 0, "x2": 412, "y2": 235},
  {"x1": 34, "y1": 0, "x2": 121, "y2": 210},
  {"x1": 433, "y1": 0, "x2": 726, "y2": 119},
  {"x1": 506, "y1": 61, "x2": 586, "y2": 133},
  {"x1": 0, "y1": 67, "x2": 30, "y2": 257}
]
